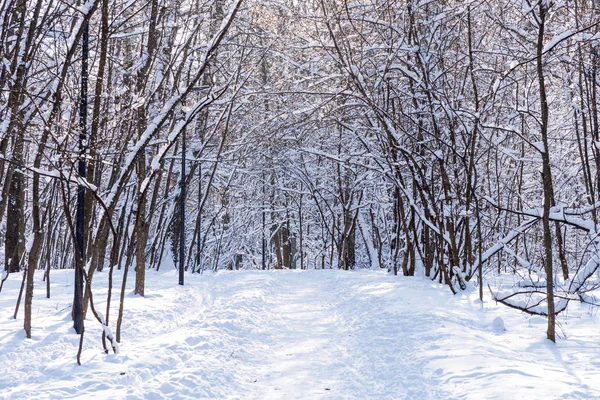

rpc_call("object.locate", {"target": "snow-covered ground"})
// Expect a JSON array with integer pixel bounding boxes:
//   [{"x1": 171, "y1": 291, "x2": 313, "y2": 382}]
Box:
[{"x1": 1, "y1": 268, "x2": 599, "y2": 399}]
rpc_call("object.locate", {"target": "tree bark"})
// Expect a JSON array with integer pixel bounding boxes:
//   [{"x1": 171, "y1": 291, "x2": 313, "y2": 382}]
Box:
[{"x1": 537, "y1": 3, "x2": 556, "y2": 343}]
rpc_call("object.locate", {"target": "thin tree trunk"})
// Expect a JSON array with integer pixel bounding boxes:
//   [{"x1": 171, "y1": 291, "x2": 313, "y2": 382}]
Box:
[{"x1": 536, "y1": 3, "x2": 556, "y2": 343}]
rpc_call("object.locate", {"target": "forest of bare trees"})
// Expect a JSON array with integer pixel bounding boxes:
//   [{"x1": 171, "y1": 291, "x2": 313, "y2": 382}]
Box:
[{"x1": 1, "y1": 0, "x2": 600, "y2": 347}]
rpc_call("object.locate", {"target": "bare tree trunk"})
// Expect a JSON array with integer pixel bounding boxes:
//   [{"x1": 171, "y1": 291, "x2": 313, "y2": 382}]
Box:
[
  {"x1": 3, "y1": 0, "x2": 28, "y2": 274},
  {"x1": 133, "y1": 0, "x2": 159, "y2": 296},
  {"x1": 536, "y1": 3, "x2": 556, "y2": 343}
]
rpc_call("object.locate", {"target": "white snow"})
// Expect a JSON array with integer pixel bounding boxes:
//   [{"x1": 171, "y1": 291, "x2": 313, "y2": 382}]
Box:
[
  {"x1": 543, "y1": 30, "x2": 573, "y2": 54},
  {"x1": 532, "y1": 141, "x2": 545, "y2": 153},
  {"x1": 358, "y1": 212, "x2": 381, "y2": 269},
  {"x1": 1, "y1": 269, "x2": 599, "y2": 399},
  {"x1": 491, "y1": 316, "x2": 505, "y2": 333}
]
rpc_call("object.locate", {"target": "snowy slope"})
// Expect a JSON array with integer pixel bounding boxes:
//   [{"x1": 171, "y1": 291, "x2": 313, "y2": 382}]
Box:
[{"x1": 1, "y1": 268, "x2": 599, "y2": 399}]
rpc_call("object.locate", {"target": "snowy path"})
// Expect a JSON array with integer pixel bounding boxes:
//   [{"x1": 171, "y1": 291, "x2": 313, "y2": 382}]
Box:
[
  {"x1": 251, "y1": 274, "x2": 355, "y2": 397},
  {"x1": 1, "y1": 269, "x2": 599, "y2": 399},
  {"x1": 244, "y1": 271, "x2": 450, "y2": 398}
]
